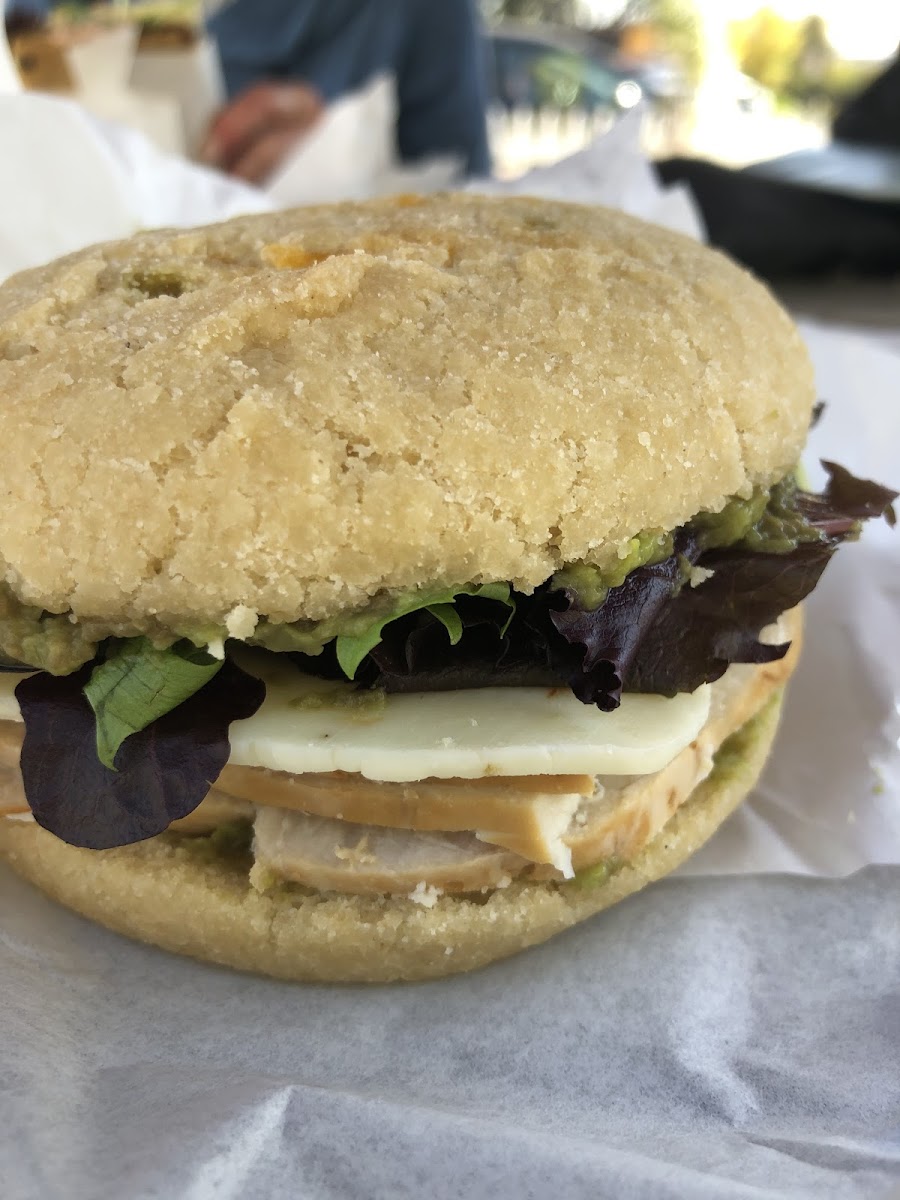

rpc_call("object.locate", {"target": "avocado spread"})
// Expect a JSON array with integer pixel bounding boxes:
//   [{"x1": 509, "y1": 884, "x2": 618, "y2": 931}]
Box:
[
  {"x1": 289, "y1": 681, "x2": 388, "y2": 720},
  {"x1": 0, "y1": 470, "x2": 825, "y2": 674},
  {"x1": 571, "y1": 856, "x2": 621, "y2": 889},
  {"x1": 0, "y1": 583, "x2": 99, "y2": 674},
  {"x1": 691, "y1": 488, "x2": 770, "y2": 551},
  {"x1": 252, "y1": 605, "x2": 383, "y2": 656},
  {"x1": 186, "y1": 819, "x2": 254, "y2": 860},
  {"x1": 546, "y1": 477, "x2": 835, "y2": 610},
  {"x1": 551, "y1": 529, "x2": 674, "y2": 609},
  {"x1": 742, "y1": 475, "x2": 830, "y2": 554}
]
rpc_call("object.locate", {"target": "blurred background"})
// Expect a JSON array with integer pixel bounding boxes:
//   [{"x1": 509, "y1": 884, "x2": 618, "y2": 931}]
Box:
[
  {"x1": 3, "y1": 0, "x2": 900, "y2": 300},
  {"x1": 7, "y1": 0, "x2": 900, "y2": 171},
  {"x1": 482, "y1": 0, "x2": 898, "y2": 174},
  {"x1": 5, "y1": 0, "x2": 898, "y2": 172}
]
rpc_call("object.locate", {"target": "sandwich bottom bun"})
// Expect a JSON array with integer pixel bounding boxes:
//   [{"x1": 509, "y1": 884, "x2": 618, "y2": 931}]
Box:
[{"x1": 0, "y1": 683, "x2": 789, "y2": 983}]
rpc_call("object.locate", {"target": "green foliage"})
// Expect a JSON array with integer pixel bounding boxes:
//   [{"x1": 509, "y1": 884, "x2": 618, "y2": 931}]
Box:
[
  {"x1": 730, "y1": 8, "x2": 804, "y2": 93},
  {"x1": 731, "y1": 9, "x2": 878, "y2": 108},
  {"x1": 334, "y1": 583, "x2": 515, "y2": 680},
  {"x1": 480, "y1": 0, "x2": 703, "y2": 86}
]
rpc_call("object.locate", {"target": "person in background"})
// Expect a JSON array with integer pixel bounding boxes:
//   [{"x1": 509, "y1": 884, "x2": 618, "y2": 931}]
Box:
[
  {"x1": 199, "y1": 0, "x2": 491, "y2": 182},
  {"x1": 5, "y1": 0, "x2": 491, "y2": 183}
]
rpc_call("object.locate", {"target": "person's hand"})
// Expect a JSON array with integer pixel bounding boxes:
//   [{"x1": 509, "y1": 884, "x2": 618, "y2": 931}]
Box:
[{"x1": 199, "y1": 82, "x2": 324, "y2": 184}]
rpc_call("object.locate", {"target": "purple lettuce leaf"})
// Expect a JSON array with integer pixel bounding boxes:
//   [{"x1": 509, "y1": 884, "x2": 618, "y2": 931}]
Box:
[
  {"x1": 299, "y1": 591, "x2": 575, "y2": 693},
  {"x1": 298, "y1": 461, "x2": 896, "y2": 710},
  {"x1": 613, "y1": 541, "x2": 824, "y2": 697},
  {"x1": 816, "y1": 460, "x2": 896, "y2": 528},
  {"x1": 550, "y1": 531, "x2": 703, "y2": 709},
  {"x1": 552, "y1": 462, "x2": 897, "y2": 702},
  {"x1": 16, "y1": 659, "x2": 265, "y2": 849}
]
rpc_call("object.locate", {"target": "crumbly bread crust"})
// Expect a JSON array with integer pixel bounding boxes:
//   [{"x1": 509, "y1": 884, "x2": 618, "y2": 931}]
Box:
[
  {"x1": 0, "y1": 195, "x2": 814, "y2": 632},
  {"x1": 0, "y1": 690, "x2": 785, "y2": 983}
]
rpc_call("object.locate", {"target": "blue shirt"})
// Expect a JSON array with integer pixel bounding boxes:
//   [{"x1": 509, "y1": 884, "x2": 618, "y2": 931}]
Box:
[
  {"x1": 209, "y1": 0, "x2": 491, "y2": 176},
  {"x1": 14, "y1": 0, "x2": 491, "y2": 175}
]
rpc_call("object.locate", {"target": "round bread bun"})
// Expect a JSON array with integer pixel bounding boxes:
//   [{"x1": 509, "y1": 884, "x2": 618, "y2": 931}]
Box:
[
  {"x1": 0, "y1": 194, "x2": 814, "y2": 636},
  {"x1": 0, "y1": 687, "x2": 785, "y2": 984}
]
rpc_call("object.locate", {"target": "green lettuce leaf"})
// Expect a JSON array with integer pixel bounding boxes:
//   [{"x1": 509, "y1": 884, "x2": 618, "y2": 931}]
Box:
[
  {"x1": 425, "y1": 604, "x2": 463, "y2": 645},
  {"x1": 84, "y1": 638, "x2": 223, "y2": 770},
  {"x1": 335, "y1": 583, "x2": 514, "y2": 679},
  {"x1": 18, "y1": 659, "x2": 265, "y2": 848}
]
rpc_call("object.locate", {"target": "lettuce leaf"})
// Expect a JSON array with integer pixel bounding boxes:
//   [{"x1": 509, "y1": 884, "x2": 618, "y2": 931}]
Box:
[
  {"x1": 298, "y1": 462, "x2": 896, "y2": 708},
  {"x1": 549, "y1": 462, "x2": 896, "y2": 704},
  {"x1": 85, "y1": 638, "x2": 223, "y2": 770},
  {"x1": 10, "y1": 461, "x2": 894, "y2": 852},
  {"x1": 552, "y1": 531, "x2": 821, "y2": 707},
  {"x1": 545, "y1": 463, "x2": 896, "y2": 705},
  {"x1": 425, "y1": 604, "x2": 464, "y2": 645},
  {"x1": 16, "y1": 659, "x2": 265, "y2": 849},
  {"x1": 813, "y1": 460, "x2": 896, "y2": 528},
  {"x1": 334, "y1": 582, "x2": 514, "y2": 678}
]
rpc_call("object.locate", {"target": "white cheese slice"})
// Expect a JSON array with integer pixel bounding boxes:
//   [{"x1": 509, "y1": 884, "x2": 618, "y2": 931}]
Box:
[{"x1": 0, "y1": 668, "x2": 710, "y2": 784}]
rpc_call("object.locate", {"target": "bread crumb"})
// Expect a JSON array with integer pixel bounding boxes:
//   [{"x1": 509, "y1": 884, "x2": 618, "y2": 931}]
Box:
[
  {"x1": 408, "y1": 881, "x2": 443, "y2": 908},
  {"x1": 689, "y1": 566, "x2": 715, "y2": 589},
  {"x1": 249, "y1": 861, "x2": 280, "y2": 893},
  {"x1": 225, "y1": 604, "x2": 259, "y2": 640}
]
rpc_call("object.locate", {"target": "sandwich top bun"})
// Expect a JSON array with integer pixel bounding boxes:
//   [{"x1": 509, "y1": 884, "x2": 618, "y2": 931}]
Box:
[{"x1": 0, "y1": 194, "x2": 814, "y2": 635}]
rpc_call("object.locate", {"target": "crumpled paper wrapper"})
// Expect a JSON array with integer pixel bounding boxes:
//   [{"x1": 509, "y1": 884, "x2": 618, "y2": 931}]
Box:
[
  {"x1": 0, "y1": 93, "x2": 268, "y2": 279},
  {"x1": 267, "y1": 74, "x2": 462, "y2": 207},
  {"x1": 685, "y1": 321, "x2": 900, "y2": 877},
  {"x1": 1, "y1": 93, "x2": 898, "y2": 1200},
  {"x1": 474, "y1": 108, "x2": 703, "y2": 241},
  {"x1": 4, "y1": 862, "x2": 898, "y2": 1199}
]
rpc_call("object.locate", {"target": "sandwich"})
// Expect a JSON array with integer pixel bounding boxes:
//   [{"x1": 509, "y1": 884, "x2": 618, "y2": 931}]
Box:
[{"x1": 0, "y1": 194, "x2": 893, "y2": 982}]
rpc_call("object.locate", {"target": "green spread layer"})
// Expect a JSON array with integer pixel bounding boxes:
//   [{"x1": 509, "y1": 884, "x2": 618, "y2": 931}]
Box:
[
  {"x1": 551, "y1": 529, "x2": 674, "y2": 609},
  {"x1": 0, "y1": 584, "x2": 100, "y2": 675},
  {"x1": 0, "y1": 473, "x2": 815, "y2": 675}
]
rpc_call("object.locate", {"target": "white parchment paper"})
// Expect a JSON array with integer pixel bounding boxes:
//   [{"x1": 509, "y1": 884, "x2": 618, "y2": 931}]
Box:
[
  {"x1": 473, "y1": 107, "x2": 703, "y2": 241},
  {"x1": 0, "y1": 95, "x2": 898, "y2": 1200},
  {"x1": 2, "y1": 864, "x2": 898, "y2": 1200},
  {"x1": 266, "y1": 74, "x2": 462, "y2": 207},
  {"x1": 0, "y1": 94, "x2": 269, "y2": 280},
  {"x1": 683, "y1": 320, "x2": 900, "y2": 877}
]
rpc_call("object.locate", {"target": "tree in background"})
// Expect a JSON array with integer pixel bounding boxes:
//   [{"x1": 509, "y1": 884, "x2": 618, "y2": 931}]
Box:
[
  {"x1": 790, "y1": 16, "x2": 836, "y2": 104},
  {"x1": 730, "y1": 8, "x2": 875, "y2": 110},
  {"x1": 481, "y1": 0, "x2": 703, "y2": 86},
  {"x1": 730, "y1": 7, "x2": 803, "y2": 94}
]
